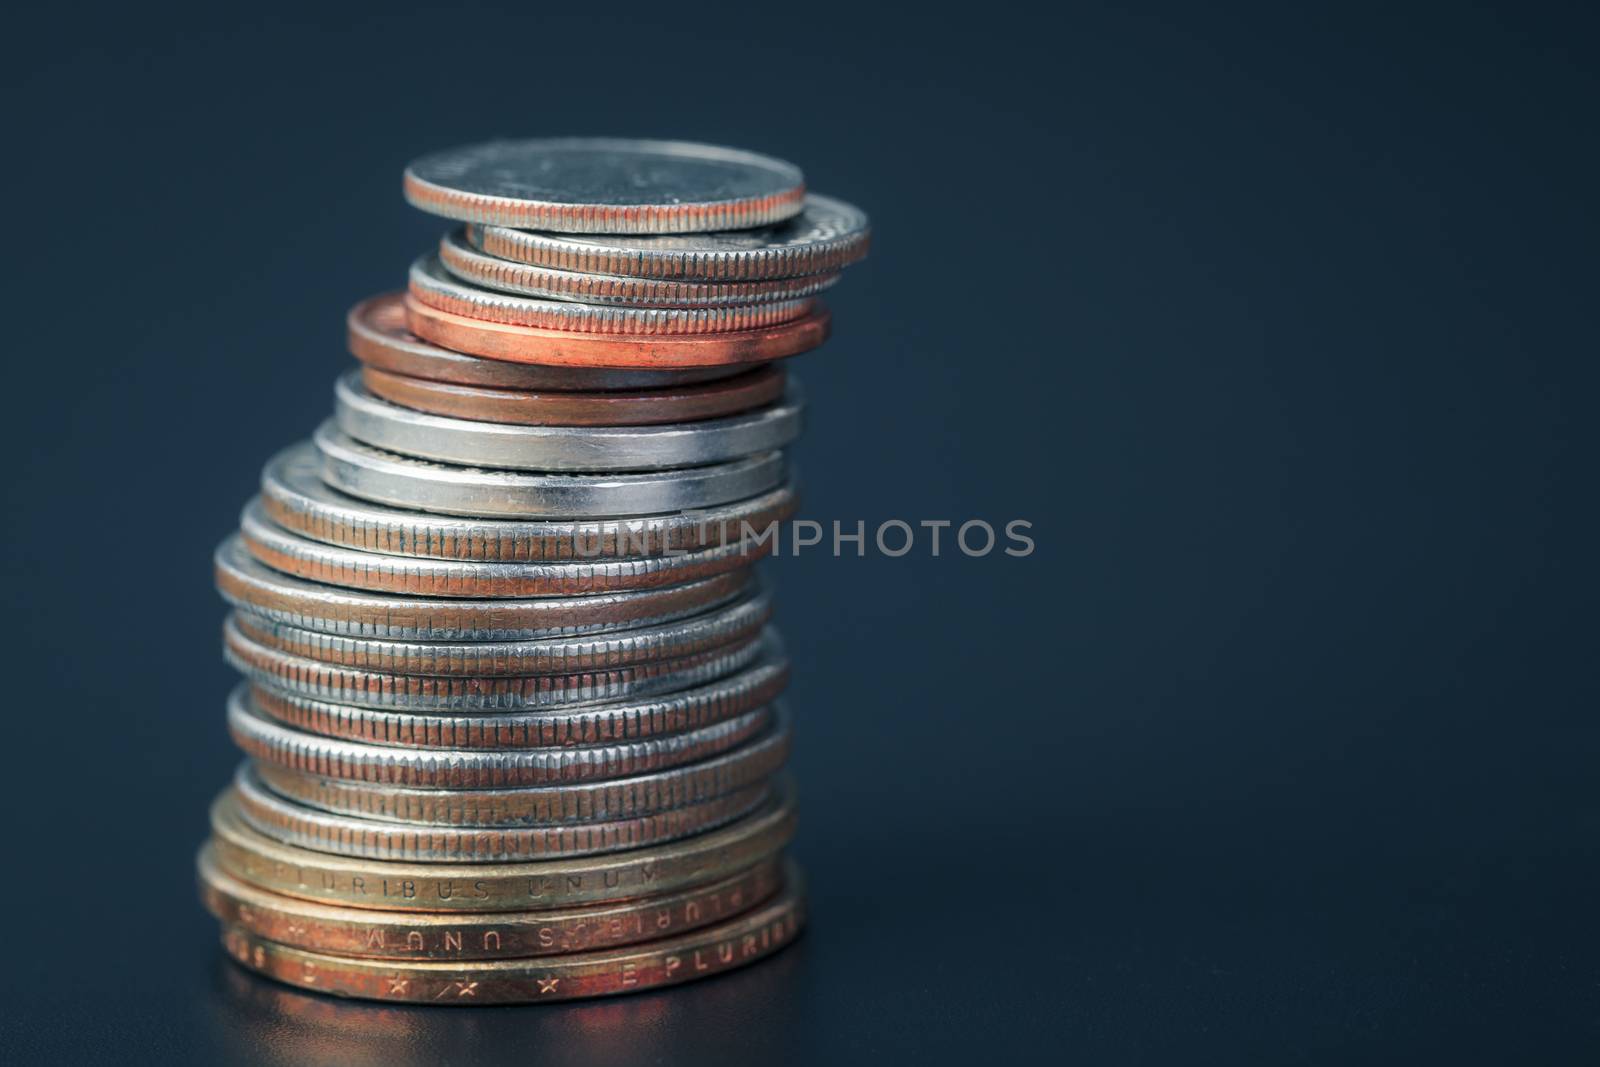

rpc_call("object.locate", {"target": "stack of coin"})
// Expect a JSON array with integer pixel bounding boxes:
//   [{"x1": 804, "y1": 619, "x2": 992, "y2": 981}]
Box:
[{"x1": 196, "y1": 138, "x2": 869, "y2": 1004}]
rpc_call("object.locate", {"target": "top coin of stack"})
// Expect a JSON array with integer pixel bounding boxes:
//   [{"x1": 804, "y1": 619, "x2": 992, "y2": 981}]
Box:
[{"x1": 197, "y1": 138, "x2": 868, "y2": 1004}]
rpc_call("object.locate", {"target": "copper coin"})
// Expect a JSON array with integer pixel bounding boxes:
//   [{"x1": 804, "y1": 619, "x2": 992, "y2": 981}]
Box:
[
  {"x1": 349, "y1": 293, "x2": 745, "y2": 389},
  {"x1": 360, "y1": 364, "x2": 788, "y2": 427},
  {"x1": 405, "y1": 294, "x2": 831, "y2": 369},
  {"x1": 215, "y1": 868, "x2": 805, "y2": 1002},
  {"x1": 199, "y1": 844, "x2": 785, "y2": 960},
  {"x1": 207, "y1": 778, "x2": 798, "y2": 911}
]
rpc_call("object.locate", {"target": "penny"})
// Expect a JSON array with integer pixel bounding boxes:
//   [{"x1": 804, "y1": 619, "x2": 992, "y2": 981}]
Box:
[
  {"x1": 360, "y1": 363, "x2": 788, "y2": 427},
  {"x1": 438, "y1": 229, "x2": 839, "y2": 307},
  {"x1": 334, "y1": 370, "x2": 803, "y2": 473},
  {"x1": 216, "y1": 870, "x2": 804, "y2": 1002},
  {"x1": 405, "y1": 293, "x2": 831, "y2": 369},
  {"x1": 348, "y1": 293, "x2": 745, "y2": 389},
  {"x1": 315, "y1": 422, "x2": 787, "y2": 519},
  {"x1": 465, "y1": 193, "x2": 870, "y2": 280},
  {"x1": 223, "y1": 615, "x2": 767, "y2": 710},
  {"x1": 410, "y1": 255, "x2": 814, "y2": 335},
  {"x1": 245, "y1": 643, "x2": 788, "y2": 749},
  {"x1": 225, "y1": 588, "x2": 769, "y2": 675},
  {"x1": 208, "y1": 777, "x2": 797, "y2": 910},
  {"x1": 216, "y1": 534, "x2": 753, "y2": 640},
  {"x1": 241, "y1": 702, "x2": 790, "y2": 813},
  {"x1": 198, "y1": 844, "x2": 784, "y2": 959},
  {"x1": 259, "y1": 442, "x2": 798, "y2": 563},
  {"x1": 402, "y1": 138, "x2": 805, "y2": 233},
  {"x1": 241, "y1": 496, "x2": 770, "y2": 597},
  {"x1": 231, "y1": 763, "x2": 770, "y2": 862}
]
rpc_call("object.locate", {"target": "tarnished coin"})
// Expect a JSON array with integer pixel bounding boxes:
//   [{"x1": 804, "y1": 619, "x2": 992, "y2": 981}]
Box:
[
  {"x1": 439, "y1": 229, "x2": 839, "y2": 307},
  {"x1": 234, "y1": 686, "x2": 780, "y2": 797},
  {"x1": 223, "y1": 614, "x2": 767, "y2": 710},
  {"x1": 245, "y1": 642, "x2": 788, "y2": 749},
  {"x1": 199, "y1": 845, "x2": 783, "y2": 960},
  {"x1": 334, "y1": 370, "x2": 803, "y2": 473},
  {"x1": 405, "y1": 294, "x2": 830, "y2": 369},
  {"x1": 349, "y1": 294, "x2": 745, "y2": 390},
  {"x1": 259, "y1": 442, "x2": 797, "y2": 563},
  {"x1": 231, "y1": 763, "x2": 770, "y2": 862},
  {"x1": 410, "y1": 255, "x2": 814, "y2": 335},
  {"x1": 208, "y1": 777, "x2": 798, "y2": 910},
  {"x1": 403, "y1": 138, "x2": 805, "y2": 234},
  {"x1": 360, "y1": 363, "x2": 787, "y2": 427},
  {"x1": 216, "y1": 872, "x2": 804, "y2": 1002},
  {"x1": 466, "y1": 194, "x2": 870, "y2": 280},
  {"x1": 226, "y1": 587, "x2": 769, "y2": 675},
  {"x1": 216, "y1": 534, "x2": 753, "y2": 640},
  {"x1": 315, "y1": 422, "x2": 786, "y2": 519},
  {"x1": 240, "y1": 497, "x2": 769, "y2": 598}
]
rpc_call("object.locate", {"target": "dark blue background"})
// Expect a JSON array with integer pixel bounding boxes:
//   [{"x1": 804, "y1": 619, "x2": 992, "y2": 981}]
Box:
[{"x1": 3, "y1": 2, "x2": 1595, "y2": 1062}]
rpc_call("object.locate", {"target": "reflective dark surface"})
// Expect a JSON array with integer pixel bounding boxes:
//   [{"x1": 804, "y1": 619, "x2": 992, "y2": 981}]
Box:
[{"x1": 3, "y1": 2, "x2": 1596, "y2": 1063}]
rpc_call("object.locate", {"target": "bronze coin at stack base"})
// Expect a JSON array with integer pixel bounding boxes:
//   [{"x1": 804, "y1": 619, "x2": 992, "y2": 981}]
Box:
[
  {"x1": 215, "y1": 534, "x2": 753, "y2": 641},
  {"x1": 231, "y1": 763, "x2": 771, "y2": 863},
  {"x1": 217, "y1": 868, "x2": 805, "y2": 1003},
  {"x1": 405, "y1": 293, "x2": 831, "y2": 370},
  {"x1": 223, "y1": 587, "x2": 770, "y2": 675},
  {"x1": 208, "y1": 777, "x2": 798, "y2": 911},
  {"x1": 240, "y1": 494, "x2": 776, "y2": 597},
  {"x1": 198, "y1": 843, "x2": 785, "y2": 960},
  {"x1": 223, "y1": 615, "x2": 767, "y2": 711},
  {"x1": 242, "y1": 704, "x2": 791, "y2": 822},
  {"x1": 257, "y1": 442, "x2": 797, "y2": 564},
  {"x1": 232, "y1": 685, "x2": 780, "y2": 796},
  {"x1": 358, "y1": 363, "x2": 788, "y2": 428},
  {"x1": 243, "y1": 640, "x2": 789, "y2": 750},
  {"x1": 349, "y1": 293, "x2": 749, "y2": 389}
]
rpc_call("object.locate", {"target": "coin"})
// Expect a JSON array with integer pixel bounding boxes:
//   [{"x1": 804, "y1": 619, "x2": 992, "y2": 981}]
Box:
[
  {"x1": 334, "y1": 370, "x2": 803, "y2": 473},
  {"x1": 226, "y1": 587, "x2": 769, "y2": 675},
  {"x1": 217, "y1": 870, "x2": 804, "y2": 1002},
  {"x1": 349, "y1": 293, "x2": 746, "y2": 389},
  {"x1": 231, "y1": 763, "x2": 770, "y2": 862},
  {"x1": 241, "y1": 702, "x2": 790, "y2": 811},
  {"x1": 315, "y1": 422, "x2": 787, "y2": 519},
  {"x1": 208, "y1": 777, "x2": 797, "y2": 910},
  {"x1": 465, "y1": 194, "x2": 870, "y2": 280},
  {"x1": 198, "y1": 844, "x2": 784, "y2": 959},
  {"x1": 240, "y1": 497, "x2": 769, "y2": 598},
  {"x1": 410, "y1": 255, "x2": 814, "y2": 335},
  {"x1": 245, "y1": 643, "x2": 788, "y2": 749},
  {"x1": 258, "y1": 442, "x2": 798, "y2": 563},
  {"x1": 438, "y1": 229, "x2": 839, "y2": 307},
  {"x1": 402, "y1": 138, "x2": 805, "y2": 234},
  {"x1": 223, "y1": 615, "x2": 767, "y2": 710},
  {"x1": 216, "y1": 535, "x2": 753, "y2": 640},
  {"x1": 405, "y1": 294, "x2": 830, "y2": 369},
  {"x1": 359, "y1": 363, "x2": 787, "y2": 427}
]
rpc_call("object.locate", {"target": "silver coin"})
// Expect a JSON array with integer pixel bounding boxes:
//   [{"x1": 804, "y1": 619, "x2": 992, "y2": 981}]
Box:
[
  {"x1": 466, "y1": 194, "x2": 871, "y2": 281},
  {"x1": 246, "y1": 637, "x2": 788, "y2": 749},
  {"x1": 438, "y1": 229, "x2": 839, "y2": 308},
  {"x1": 223, "y1": 615, "x2": 768, "y2": 710},
  {"x1": 241, "y1": 697, "x2": 788, "y2": 814},
  {"x1": 333, "y1": 370, "x2": 803, "y2": 473},
  {"x1": 403, "y1": 138, "x2": 805, "y2": 234},
  {"x1": 239, "y1": 497, "x2": 765, "y2": 599},
  {"x1": 232, "y1": 684, "x2": 780, "y2": 796},
  {"x1": 231, "y1": 761, "x2": 771, "y2": 862},
  {"x1": 216, "y1": 534, "x2": 753, "y2": 640},
  {"x1": 260, "y1": 442, "x2": 797, "y2": 563},
  {"x1": 226, "y1": 587, "x2": 770, "y2": 676},
  {"x1": 315, "y1": 422, "x2": 787, "y2": 520},
  {"x1": 409, "y1": 255, "x2": 814, "y2": 335}
]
